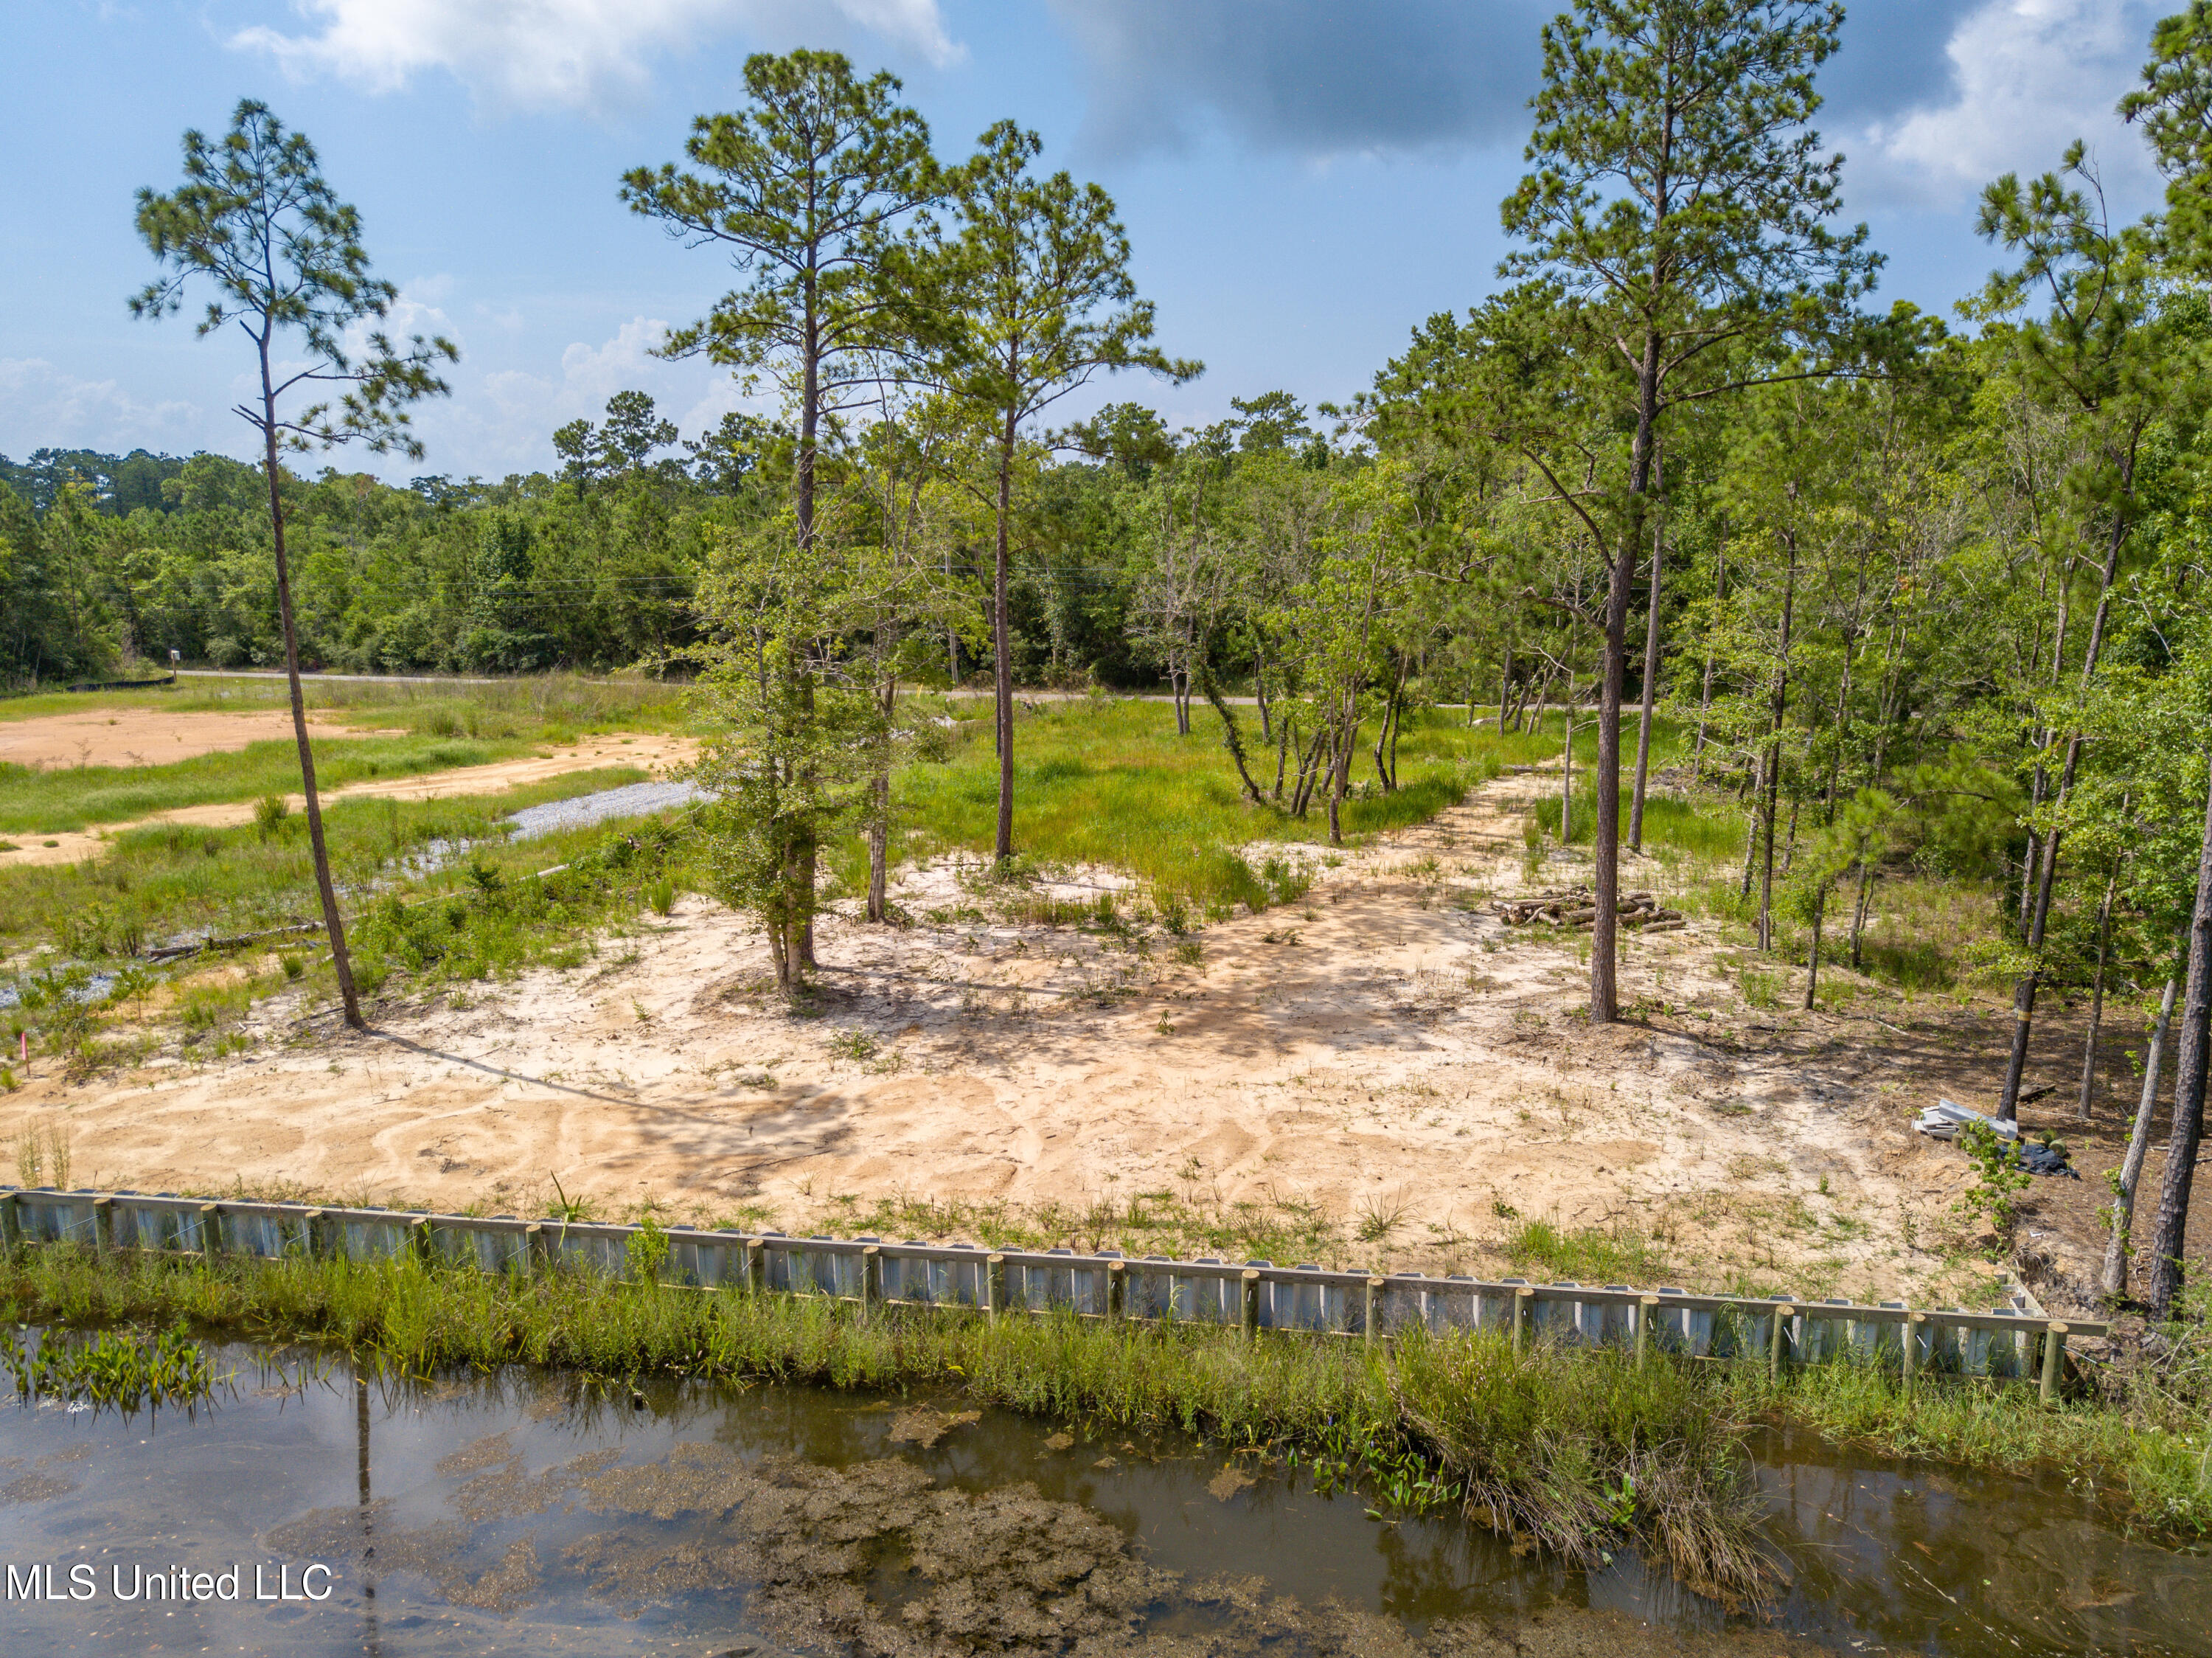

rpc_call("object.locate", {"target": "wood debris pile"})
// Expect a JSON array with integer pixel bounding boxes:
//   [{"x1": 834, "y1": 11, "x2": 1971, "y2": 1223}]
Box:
[{"x1": 1490, "y1": 887, "x2": 1686, "y2": 933}]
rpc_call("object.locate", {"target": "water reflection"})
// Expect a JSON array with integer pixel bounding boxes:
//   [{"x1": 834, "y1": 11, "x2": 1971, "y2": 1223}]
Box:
[{"x1": 0, "y1": 1350, "x2": 2202, "y2": 1657}]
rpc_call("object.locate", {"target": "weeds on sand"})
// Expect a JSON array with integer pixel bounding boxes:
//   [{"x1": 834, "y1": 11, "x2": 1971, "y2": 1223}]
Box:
[{"x1": 1506, "y1": 1216, "x2": 1670, "y2": 1285}]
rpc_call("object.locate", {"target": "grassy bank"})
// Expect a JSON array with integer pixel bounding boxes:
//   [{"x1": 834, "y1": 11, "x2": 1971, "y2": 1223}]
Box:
[{"x1": 4, "y1": 1244, "x2": 2205, "y2": 1593}]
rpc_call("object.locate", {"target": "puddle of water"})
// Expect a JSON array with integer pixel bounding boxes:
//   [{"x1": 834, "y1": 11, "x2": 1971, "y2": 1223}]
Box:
[
  {"x1": 504, "y1": 781, "x2": 703, "y2": 842},
  {"x1": 0, "y1": 1347, "x2": 2204, "y2": 1657}
]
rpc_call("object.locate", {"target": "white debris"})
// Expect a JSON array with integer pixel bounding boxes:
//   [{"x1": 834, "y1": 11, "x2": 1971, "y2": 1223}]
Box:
[{"x1": 1913, "y1": 1098, "x2": 2019, "y2": 1142}]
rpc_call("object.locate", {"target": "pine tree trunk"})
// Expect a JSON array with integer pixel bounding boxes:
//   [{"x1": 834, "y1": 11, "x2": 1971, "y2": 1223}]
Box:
[
  {"x1": 2146, "y1": 766, "x2": 2212, "y2": 1321},
  {"x1": 1756, "y1": 533, "x2": 1798, "y2": 954},
  {"x1": 2077, "y1": 859, "x2": 2120, "y2": 1120},
  {"x1": 1630, "y1": 522, "x2": 1663, "y2": 853},
  {"x1": 993, "y1": 406, "x2": 1017, "y2": 865},
  {"x1": 260, "y1": 344, "x2": 361, "y2": 1032},
  {"x1": 1692, "y1": 546, "x2": 1722, "y2": 780},
  {"x1": 2103, "y1": 974, "x2": 2178, "y2": 1300}
]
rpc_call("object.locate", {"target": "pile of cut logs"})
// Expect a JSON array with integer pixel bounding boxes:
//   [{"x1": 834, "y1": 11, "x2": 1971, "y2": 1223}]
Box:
[{"x1": 1489, "y1": 887, "x2": 1686, "y2": 933}]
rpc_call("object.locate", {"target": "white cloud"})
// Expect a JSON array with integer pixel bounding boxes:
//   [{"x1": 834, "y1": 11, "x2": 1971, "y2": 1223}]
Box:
[
  {"x1": 230, "y1": 0, "x2": 959, "y2": 110},
  {"x1": 0, "y1": 359, "x2": 203, "y2": 457},
  {"x1": 1852, "y1": 0, "x2": 2163, "y2": 208},
  {"x1": 429, "y1": 316, "x2": 758, "y2": 474}
]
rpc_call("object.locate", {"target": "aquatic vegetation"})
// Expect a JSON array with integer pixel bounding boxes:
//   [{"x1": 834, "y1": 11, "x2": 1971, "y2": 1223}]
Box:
[{"x1": 0, "y1": 1320, "x2": 215, "y2": 1415}]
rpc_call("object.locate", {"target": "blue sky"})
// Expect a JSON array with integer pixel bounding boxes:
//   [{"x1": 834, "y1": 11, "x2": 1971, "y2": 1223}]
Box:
[{"x1": 0, "y1": 0, "x2": 2178, "y2": 482}]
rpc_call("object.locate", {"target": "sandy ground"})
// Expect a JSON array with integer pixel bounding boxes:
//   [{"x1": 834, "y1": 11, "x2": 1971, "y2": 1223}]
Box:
[
  {"x1": 0, "y1": 734, "x2": 698, "y2": 867},
  {"x1": 4, "y1": 763, "x2": 2034, "y2": 1306},
  {"x1": 0, "y1": 707, "x2": 406, "y2": 769}
]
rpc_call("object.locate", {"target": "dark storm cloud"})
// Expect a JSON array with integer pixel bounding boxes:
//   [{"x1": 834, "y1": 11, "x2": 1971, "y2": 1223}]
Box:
[
  {"x1": 1815, "y1": 0, "x2": 1988, "y2": 122},
  {"x1": 1048, "y1": 0, "x2": 2000, "y2": 160}
]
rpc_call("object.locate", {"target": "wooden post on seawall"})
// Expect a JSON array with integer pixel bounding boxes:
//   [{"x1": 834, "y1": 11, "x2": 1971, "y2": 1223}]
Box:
[
  {"x1": 1240, "y1": 1269, "x2": 1261, "y2": 1341},
  {"x1": 2040, "y1": 1321, "x2": 2067, "y2": 1405}
]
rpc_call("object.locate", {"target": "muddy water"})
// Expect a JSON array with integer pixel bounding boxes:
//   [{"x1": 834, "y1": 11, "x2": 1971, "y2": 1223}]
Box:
[{"x1": 0, "y1": 1352, "x2": 2205, "y2": 1658}]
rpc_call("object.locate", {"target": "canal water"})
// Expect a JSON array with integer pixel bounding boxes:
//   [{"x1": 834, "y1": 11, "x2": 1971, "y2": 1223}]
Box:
[{"x1": 0, "y1": 1348, "x2": 2205, "y2": 1657}]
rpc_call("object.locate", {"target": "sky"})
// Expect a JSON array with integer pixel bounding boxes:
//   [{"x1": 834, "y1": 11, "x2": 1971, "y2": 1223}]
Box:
[{"x1": 0, "y1": 0, "x2": 2183, "y2": 484}]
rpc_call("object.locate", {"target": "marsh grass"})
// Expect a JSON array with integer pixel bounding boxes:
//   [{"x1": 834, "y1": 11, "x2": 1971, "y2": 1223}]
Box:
[
  {"x1": 7, "y1": 1244, "x2": 2204, "y2": 1587},
  {"x1": 0, "y1": 1320, "x2": 215, "y2": 1415},
  {"x1": 0, "y1": 671, "x2": 687, "y2": 836},
  {"x1": 0, "y1": 765, "x2": 656, "y2": 951},
  {"x1": 0, "y1": 735, "x2": 548, "y2": 836},
  {"x1": 0, "y1": 1243, "x2": 1768, "y2": 1587}
]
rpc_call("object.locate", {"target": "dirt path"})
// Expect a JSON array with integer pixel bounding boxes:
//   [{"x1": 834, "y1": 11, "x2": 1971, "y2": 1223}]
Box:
[
  {"x1": 1, "y1": 735, "x2": 698, "y2": 867},
  {"x1": 4, "y1": 763, "x2": 2034, "y2": 1305}
]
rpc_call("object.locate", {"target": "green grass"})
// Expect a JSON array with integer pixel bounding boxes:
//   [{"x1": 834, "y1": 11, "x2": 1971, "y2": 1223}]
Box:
[
  {"x1": 1533, "y1": 783, "x2": 1748, "y2": 864},
  {"x1": 892, "y1": 699, "x2": 1559, "y2": 910},
  {"x1": 1506, "y1": 1215, "x2": 1671, "y2": 1283}
]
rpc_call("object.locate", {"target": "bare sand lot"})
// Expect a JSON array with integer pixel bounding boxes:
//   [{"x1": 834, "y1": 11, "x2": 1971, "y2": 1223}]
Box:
[
  {"x1": 0, "y1": 707, "x2": 403, "y2": 769},
  {"x1": 0, "y1": 733, "x2": 698, "y2": 867},
  {"x1": 2, "y1": 765, "x2": 2037, "y2": 1307}
]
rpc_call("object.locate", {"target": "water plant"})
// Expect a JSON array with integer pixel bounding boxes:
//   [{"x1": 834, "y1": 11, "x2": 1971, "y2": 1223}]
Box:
[{"x1": 0, "y1": 1321, "x2": 216, "y2": 1415}]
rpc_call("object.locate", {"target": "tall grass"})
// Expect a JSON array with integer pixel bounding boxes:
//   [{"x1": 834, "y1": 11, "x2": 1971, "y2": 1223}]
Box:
[
  {"x1": 1533, "y1": 790, "x2": 1747, "y2": 864},
  {"x1": 0, "y1": 769, "x2": 688, "y2": 1069}
]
